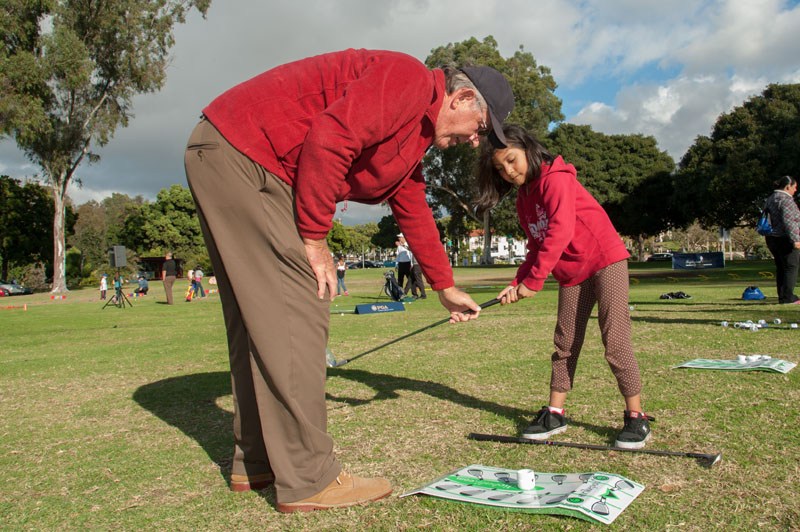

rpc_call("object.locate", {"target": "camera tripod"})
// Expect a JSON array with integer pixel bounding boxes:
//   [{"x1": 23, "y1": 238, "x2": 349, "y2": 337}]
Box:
[{"x1": 102, "y1": 269, "x2": 133, "y2": 309}]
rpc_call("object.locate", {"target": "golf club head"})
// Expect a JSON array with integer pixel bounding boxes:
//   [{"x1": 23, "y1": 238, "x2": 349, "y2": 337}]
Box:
[
  {"x1": 325, "y1": 347, "x2": 337, "y2": 368},
  {"x1": 701, "y1": 453, "x2": 722, "y2": 468}
]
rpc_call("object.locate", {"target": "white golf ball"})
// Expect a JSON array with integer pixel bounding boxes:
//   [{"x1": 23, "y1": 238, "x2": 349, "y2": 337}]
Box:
[
  {"x1": 746, "y1": 355, "x2": 759, "y2": 361},
  {"x1": 721, "y1": 321, "x2": 729, "y2": 327},
  {"x1": 749, "y1": 325, "x2": 759, "y2": 332},
  {"x1": 792, "y1": 323, "x2": 799, "y2": 329},
  {"x1": 340, "y1": 313, "x2": 344, "y2": 316},
  {"x1": 761, "y1": 355, "x2": 772, "y2": 360},
  {"x1": 737, "y1": 355, "x2": 747, "y2": 363},
  {"x1": 628, "y1": 305, "x2": 634, "y2": 311}
]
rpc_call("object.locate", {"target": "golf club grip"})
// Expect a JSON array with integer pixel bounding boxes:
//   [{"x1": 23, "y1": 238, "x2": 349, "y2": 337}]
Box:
[
  {"x1": 468, "y1": 433, "x2": 720, "y2": 462},
  {"x1": 337, "y1": 298, "x2": 501, "y2": 366}
]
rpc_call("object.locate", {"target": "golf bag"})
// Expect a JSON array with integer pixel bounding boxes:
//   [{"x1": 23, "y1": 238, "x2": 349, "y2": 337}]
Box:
[
  {"x1": 742, "y1": 286, "x2": 766, "y2": 300},
  {"x1": 383, "y1": 270, "x2": 404, "y2": 302}
]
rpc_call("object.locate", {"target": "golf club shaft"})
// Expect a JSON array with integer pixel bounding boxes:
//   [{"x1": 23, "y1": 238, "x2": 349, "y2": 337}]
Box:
[
  {"x1": 468, "y1": 433, "x2": 721, "y2": 463},
  {"x1": 333, "y1": 298, "x2": 500, "y2": 367}
]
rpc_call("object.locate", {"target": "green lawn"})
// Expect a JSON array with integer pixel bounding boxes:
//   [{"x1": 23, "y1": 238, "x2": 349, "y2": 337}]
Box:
[{"x1": 1, "y1": 261, "x2": 798, "y2": 531}]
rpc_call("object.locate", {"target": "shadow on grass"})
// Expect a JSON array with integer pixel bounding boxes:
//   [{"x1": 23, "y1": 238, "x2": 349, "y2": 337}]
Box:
[
  {"x1": 132, "y1": 371, "x2": 277, "y2": 504},
  {"x1": 325, "y1": 368, "x2": 616, "y2": 441}
]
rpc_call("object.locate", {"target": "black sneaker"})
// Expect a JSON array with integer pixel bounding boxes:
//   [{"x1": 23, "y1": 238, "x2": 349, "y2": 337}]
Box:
[
  {"x1": 615, "y1": 411, "x2": 654, "y2": 449},
  {"x1": 521, "y1": 407, "x2": 568, "y2": 440}
]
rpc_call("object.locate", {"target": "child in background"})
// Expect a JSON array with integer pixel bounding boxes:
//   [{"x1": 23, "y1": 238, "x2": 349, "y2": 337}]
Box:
[
  {"x1": 336, "y1": 256, "x2": 349, "y2": 296},
  {"x1": 100, "y1": 274, "x2": 107, "y2": 300},
  {"x1": 476, "y1": 124, "x2": 652, "y2": 449}
]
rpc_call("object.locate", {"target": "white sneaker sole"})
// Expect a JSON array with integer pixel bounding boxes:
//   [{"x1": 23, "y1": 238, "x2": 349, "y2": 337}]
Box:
[
  {"x1": 615, "y1": 432, "x2": 651, "y2": 449},
  {"x1": 521, "y1": 424, "x2": 568, "y2": 440}
]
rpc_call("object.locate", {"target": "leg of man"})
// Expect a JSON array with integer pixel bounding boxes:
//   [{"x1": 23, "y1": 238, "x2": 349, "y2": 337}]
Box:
[
  {"x1": 412, "y1": 264, "x2": 426, "y2": 298},
  {"x1": 194, "y1": 206, "x2": 273, "y2": 490},
  {"x1": 185, "y1": 120, "x2": 339, "y2": 503},
  {"x1": 397, "y1": 261, "x2": 411, "y2": 290},
  {"x1": 164, "y1": 275, "x2": 175, "y2": 304},
  {"x1": 550, "y1": 280, "x2": 596, "y2": 393},
  {"x1": 767, "y1": 236, "x2": 791, "y2": 302}
]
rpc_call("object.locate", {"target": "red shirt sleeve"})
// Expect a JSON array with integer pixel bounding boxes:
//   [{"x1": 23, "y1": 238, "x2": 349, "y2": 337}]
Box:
[{"x1": 389, "y1": 165, "x2": 454, "y2": 290}]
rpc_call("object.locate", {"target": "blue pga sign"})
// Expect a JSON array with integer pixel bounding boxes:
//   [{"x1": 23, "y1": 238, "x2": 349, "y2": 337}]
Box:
[
  {"x1": 354, "y1": 302, "x2": 406, "y2": 314},
  {"x1": 672, "y1": 252, "x2": 725, "y2": 270}
]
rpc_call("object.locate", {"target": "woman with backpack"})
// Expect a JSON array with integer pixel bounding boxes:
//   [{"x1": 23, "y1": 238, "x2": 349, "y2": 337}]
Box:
[{"x1": 763, "y1": 175, "x2": 800, "y2": 304}]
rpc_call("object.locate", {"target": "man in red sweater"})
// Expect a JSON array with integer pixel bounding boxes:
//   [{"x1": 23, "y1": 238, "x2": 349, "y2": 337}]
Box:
[{"x1": 184, "y1": 49, "x2": 513, "y2": 513}]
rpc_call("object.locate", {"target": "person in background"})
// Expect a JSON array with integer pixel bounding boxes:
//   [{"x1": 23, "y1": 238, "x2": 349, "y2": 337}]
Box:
[
  {"x1": 395, "y1": 233, "x2": 412, "y2": 289},
  {"x1": 476, "y1": 124, "x2": 652, "y2": 449},
  {"x1": 135, "y1": 275, "x2": 149, "y2": 295},
  {"x1": 100, "y1": 274, "x2": 108, "y2": 300},
  {"x1": 405, "y1": 253, "x2": 427, "y2": 299},
  {"x1": 184, "y1": 49, "x2": 512, "y2": 512},
  {"x1": 161, "y1": 252, "x2": 177, "y2": 305},
  {"x1": 194, "y1": 267, "x2": 206, "y2": 298},
  {"x1": 763, "y1": 175, "x2": 800, "y2": 304},
  {"x1": 336, "y1": 256, "x2": 348, "y2": 296}
]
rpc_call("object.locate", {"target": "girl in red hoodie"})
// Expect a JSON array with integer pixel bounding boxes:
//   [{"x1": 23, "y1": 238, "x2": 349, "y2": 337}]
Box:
[{"x1": 476, "y1": 124, "x2": 652, "y2": 449}]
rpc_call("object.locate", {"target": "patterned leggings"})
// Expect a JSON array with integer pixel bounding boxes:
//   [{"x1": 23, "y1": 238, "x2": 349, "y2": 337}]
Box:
[{"x1": 550, "y1": 260, "x2": 642, "y2": 397}]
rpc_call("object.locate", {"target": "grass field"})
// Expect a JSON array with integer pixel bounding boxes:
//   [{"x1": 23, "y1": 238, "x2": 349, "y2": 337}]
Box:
[{"x1": 1, "y1": 261, "x2": 799, "y2": 531}]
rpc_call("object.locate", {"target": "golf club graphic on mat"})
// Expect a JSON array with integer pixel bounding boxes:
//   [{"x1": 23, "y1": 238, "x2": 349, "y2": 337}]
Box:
[{"x1": 326, "y1": 298, "x2": 501, "y2": 368}]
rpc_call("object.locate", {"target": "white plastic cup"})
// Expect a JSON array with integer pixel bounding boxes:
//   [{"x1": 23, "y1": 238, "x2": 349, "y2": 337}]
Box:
[
  {"x1": 774, "y1": 318, "x2": 782, "y2": 325},
  {"x1": 792, "y1": 323, "x2": 799, "y2": 329},
  {"x1": 737, "y1": 355, "x2": 747, "y2": 363},
  {"x1": 758, "y1": 319, "x2": 767, "y2": 326},
  {"x1": 721, "y1": 321, "x2": 729, "y2": 327},
  {"x1": 746, "y1": 355, "x2": 759, "y2": 362},
  {"x1": 749, "y1": 325, "x2": 759, "y2": 332},
  {"x1": 517, "y1": 469, "x2": 536, "y2": 490}
]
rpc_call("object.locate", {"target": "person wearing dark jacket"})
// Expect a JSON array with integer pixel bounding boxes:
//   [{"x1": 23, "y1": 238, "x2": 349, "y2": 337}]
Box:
[
  {"x1": 763, "y1": 175, "x2": 800, "y2": 304},
  {"x1": 184, "y1": 49, "x2": 514, "y2": 513}
]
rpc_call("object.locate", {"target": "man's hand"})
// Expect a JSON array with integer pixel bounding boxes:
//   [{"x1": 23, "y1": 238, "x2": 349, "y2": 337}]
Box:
[
  {"x1": 437, "y1": 286, "x2": 481, "y2": 323},
  {"x1": 303, "y1": 237, "x2": 337, "y2": 300}
]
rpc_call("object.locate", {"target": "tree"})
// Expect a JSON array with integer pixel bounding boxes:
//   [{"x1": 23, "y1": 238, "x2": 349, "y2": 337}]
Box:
[
  {"x1": 423, "y1": 36, "x2": 564, "y2": 263},
  {"x1": 371, "y1": 215, "x2": 400, "y2": 250},
  {"x1": 676, "y1": 83, "x2": 800, "y2": 228},
  {"x1": 345, "y1": 223, "x2": 378, "y2": 256},
  {"x1": 326, "y1": 219, "x2": 349, "y2": 256},
  {"x1": 547, "y1": 123, "x2": 676, "y2": 259},
  {"x1": 69, "y1": 199, "x2": 106, "y2": 278},
  {"x1": 122, "y1": 184, "x2": 203, "y2": 258},
  {"x1": 0, "y1": 0, "x2": 210, "y2": 292},
  {"x1": 0, "y1": 175, "x2": 53, "y2": 279}
]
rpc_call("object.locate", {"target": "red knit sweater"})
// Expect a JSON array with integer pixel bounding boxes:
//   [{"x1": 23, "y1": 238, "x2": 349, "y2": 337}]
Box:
[
  {"x1": 512, "y1": 156, "x2": 630, "y2": 291},
  {"x1": 203, "y1": 49, "x2": 454, "y2": 289}
]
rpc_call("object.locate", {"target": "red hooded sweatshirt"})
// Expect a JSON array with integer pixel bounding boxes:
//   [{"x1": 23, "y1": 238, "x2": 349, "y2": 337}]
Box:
[
  {"x1": 512, "y1": 156, "x2": 630, "y2": 291},
  {"x1": 202, "y1": 49, "x2": 454, "y2": 289}
]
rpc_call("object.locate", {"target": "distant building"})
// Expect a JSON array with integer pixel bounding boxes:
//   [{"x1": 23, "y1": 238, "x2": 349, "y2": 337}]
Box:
[
  {"x1": 137, "y1": 257, "x2": 184, "y2": 280},
  {"x1": 464, "y1": 230, "x2": 526, "y2": 261}
]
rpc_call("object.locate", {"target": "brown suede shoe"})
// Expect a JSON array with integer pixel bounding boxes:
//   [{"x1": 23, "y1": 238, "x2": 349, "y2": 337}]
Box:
[
  {"x1": 230, "y1": 472, "x2": 275, "y2": 492},
  {"x1": 276, "y1": 472, "x2": 392, "y2": 513}
]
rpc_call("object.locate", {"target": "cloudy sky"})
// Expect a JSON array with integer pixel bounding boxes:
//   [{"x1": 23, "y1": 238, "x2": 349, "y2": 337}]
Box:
[{"x1": 2, "y1": 0, "x2": 800, "y2": 225}]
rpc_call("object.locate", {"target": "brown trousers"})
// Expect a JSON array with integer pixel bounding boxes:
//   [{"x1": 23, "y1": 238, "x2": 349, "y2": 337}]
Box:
[
  {"x1": 163, "y1": 275, "x2": 176, "y2": 305},
  {"x1": 184, "y1": 119, "x2": 339, "y2": 503},
  {"x1": 551, "y1": 260, "x2": 642, "y2": 397}
]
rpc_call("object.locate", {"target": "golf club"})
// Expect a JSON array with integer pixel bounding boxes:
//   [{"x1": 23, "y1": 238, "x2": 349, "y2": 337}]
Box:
[
  {"x1": 326, "y1": 297, "x2": 501, "y2": 368},
  {"x1": 468, "y1": 433, "x2": 722, "y2": 468}
]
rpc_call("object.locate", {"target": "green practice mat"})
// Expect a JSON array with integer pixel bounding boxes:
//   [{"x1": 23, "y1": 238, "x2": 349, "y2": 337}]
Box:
[
  {"x1": 674, "y1": 358, "x2": 796, "y2": 373},
  {"x1": 401, "y1": 464, "x2": 643, "y2": 525}
]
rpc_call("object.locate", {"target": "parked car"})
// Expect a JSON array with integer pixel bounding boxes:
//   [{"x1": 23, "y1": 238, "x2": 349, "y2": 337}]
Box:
[
  {"x1": 347, "y1": 260, "x2": 383, "y2": 269},
  {"x1": 0, "y1": 286, "x2": 9, "y2": 297},
  {"x1": 646, "y1": 253, "x2": 673, "y2": 262},
  {"x1": 382, "y1": 260, "x2": 397, "y2": 268},
  {"x1": 0, "y1": 280, "x2": 33, "y2": 295}
]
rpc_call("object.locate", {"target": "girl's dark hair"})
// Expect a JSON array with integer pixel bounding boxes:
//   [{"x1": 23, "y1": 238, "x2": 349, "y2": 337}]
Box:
[
  {"x1": 474, "y1": 124, "x2": 553, "y2": 213},
  {"x1": 774, "y1": 175, "x2": 796, "y2": 189}
]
